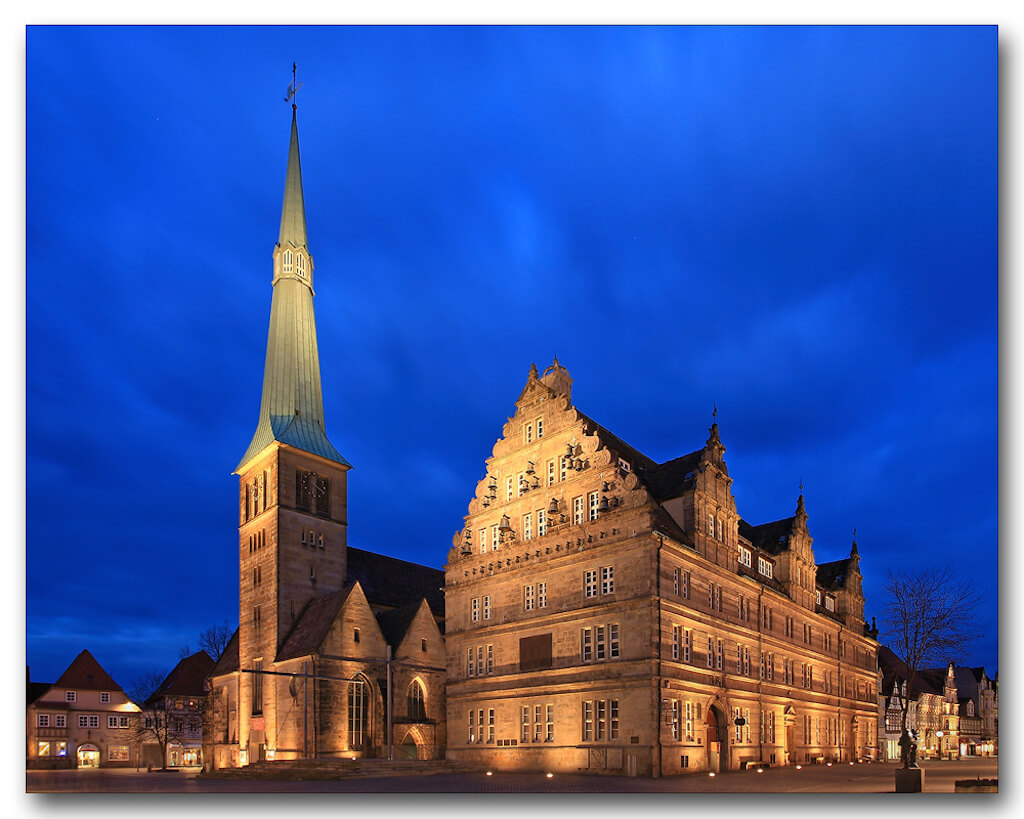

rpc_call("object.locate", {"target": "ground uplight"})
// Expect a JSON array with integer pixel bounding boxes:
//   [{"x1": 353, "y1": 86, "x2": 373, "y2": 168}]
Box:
[
  {"x1": 708, "y1": 772, "x2": 716, "y2": 777},
  {"x1": 546, "y1": 773, "x2": 553, "y2": 778},
  {"x1": 756, "y1": 768, "x2": 764, "y2": 774},
  {"x1": 795, "y1": 765, "x2": 802, "y2": 770},
  {"x1": 485, "y1": 771, "x2": 492, "y2": 776}
]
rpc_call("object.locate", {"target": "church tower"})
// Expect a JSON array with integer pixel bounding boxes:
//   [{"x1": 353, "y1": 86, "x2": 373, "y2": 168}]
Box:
[{"x1": 235, "y1": 102, "x2": 351, "y2": 760}]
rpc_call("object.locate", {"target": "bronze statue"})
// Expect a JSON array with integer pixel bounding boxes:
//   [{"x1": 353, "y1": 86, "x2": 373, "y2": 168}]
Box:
[{"x1": 898, "y1": 729, "x2": 919, "y2": 769}]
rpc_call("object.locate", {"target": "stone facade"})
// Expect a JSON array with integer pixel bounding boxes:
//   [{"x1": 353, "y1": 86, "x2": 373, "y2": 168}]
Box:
[{"x1": 444, "y1": 360, "x2": 880, "y2": 776}]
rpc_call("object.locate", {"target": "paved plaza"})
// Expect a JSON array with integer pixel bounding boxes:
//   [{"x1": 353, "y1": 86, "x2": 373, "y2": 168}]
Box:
[{"x1": 27, "y1": 757, "x2": 997, "y2": 794}]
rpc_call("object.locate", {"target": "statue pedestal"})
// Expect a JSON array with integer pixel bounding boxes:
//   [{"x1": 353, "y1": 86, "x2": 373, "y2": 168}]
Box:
[{"x1": 895, "y1": 768, "x2": 924, "y2": 793}]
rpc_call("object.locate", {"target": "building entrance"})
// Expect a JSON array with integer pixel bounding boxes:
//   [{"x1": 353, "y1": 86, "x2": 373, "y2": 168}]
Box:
[{"x1": 77, "y1": 744, "x2": 99, "y2": 768}]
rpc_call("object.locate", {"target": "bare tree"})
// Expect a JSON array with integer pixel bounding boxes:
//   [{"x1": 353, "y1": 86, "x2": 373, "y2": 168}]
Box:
[
  {"x1": 882, "y1": 565, "x2": 982, "y2": 732},
  {"x1": 130, "y1": 671, "x2": 190, "y2": 771},
  {"x1": 197, "y1": 621, "x2": 232, "y2": 662}
]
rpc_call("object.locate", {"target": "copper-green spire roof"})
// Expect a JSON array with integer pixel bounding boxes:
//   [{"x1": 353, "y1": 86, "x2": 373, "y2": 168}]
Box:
[
  {"x1": 278, "y1": 106, "x2": 309, "y2": 251},
  {"x1": 237, "y1": 107, "x2": 349, "y2": 472}
]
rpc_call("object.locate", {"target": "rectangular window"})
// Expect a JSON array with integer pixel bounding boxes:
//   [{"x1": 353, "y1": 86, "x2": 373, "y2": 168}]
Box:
[
  {"x1": 716, "y1": 639, "x2": 724, "y2": 670},
  {"x1": 477, "y1": 646, "x2": 484, "y2": 676},
  {"x1": 537, "y1": 418, "x2": 544, "y2": 438},
  {"x1": 589, "y1": 491, "x2": 600, "y2": 521},
  {"x1": 825, "y1": 595, "x2": 835, "y2": 611},
  {"x1": 108, "y1": 716, "x2": 118, "y2": 728},
  {"x1": 491, "y1": 525, "x2": 499, "y2": 552},
  {"x1": 55, "y1": 714, "x2": 66, "y2": 728},
  {"x1": 739, "y1": 547, "x2": 752, "y2": 567},
  {"x1": 479, "y1": 528, "x2": 486, "y2": 554},
  {"x1": 673, "y1": 567, "x2": 680, "y2": 596},
  {"x1": 468, "y1": 711, "x2": 475, "y2": 744},
  {"x1": 707, "y1": 637, "x2": 714, "y2": 668},
  {"x1": 486, "y1": 645, "x2": 494, "y2": 674},
  {"x1": 610, "y1": 700, "x2": 620, "y2": 739},
  {"x1": 547, "y1": 460, "x2": 556, "y2": 486},
  {"x1": 546, "y1": 704, "x2": 554, "y2": 741},
  {"x1": 471, "y1": 597, "x2": 480, "y2": 622},
  {"x1": 573, "y1": 495, "x2": 584, "y2": 524},
  {"x1": 488, "y1": 709, "x2": 495, "y2": 743},
  {"x1": 88, "y1": 715, "x2": 99, "y2": 728},
  {"x1": 734, "y1": 707, "x2": 742, "y2": 742},
  {"x1": 596, "y1": 625, "x2": 606, "y2": 661},
  {"x1": 785, "y1": 616, "x2": 794, "y2": 638},
  {"x1": 252, "y1": 659, "x2": 263, "y2": 715},
  {"x1": 758, "y1": 556, "x2": 773, "y2": 578},
  {"x1": 737, "y1": 644, "x2": 743, "y2": 674},
  {"x1": 507, "y1": 477, "x2": 514, "y2": 501},
  {"x1": 517, "y1": 472, "x2": 526, "y2": 497},
  {"x1": 715, "y1": 585, "x2": 722, "y2": 611},
  {"x1": 584, "y1": 569, "x2": 598, "y2": 598},
  {"x1": 601, "y1": 566, "x2": 614, "y2": 595},
  {"x1": 766, "y1": 653, "x2": 774, "y2": 681},
  {"x1": 538, "y1": 508, "x2": 547, "y2": 536},
  {"x1": 560, "y1": 456, "x2": 569, "y2": 482},
  {"x1": 526, "y1": 423, "x2": 533, "y2": 443},
  {"x1": 65, "y1": 691, "x2": 76, "y2": 703},
  {"x1": 609, "y1": 623, "x2": 620, "y2": 658},
  {"x1": 478, "y1": 710, "x2": 484, "y2": 744},
  {"x1": 682, "y1": 571, "x2": 690, "y2": 599},
  {"x1": 108, "y1": 746, "x2": 129, "y2": 761},
  {"x1": 467, "y1": 647, "x2": 474, "y2": 677},
  {"x1": 670, "y1": 700, "x2": 680, "y2": 741},
  {"x1": 683, "y1": 629, "x2": 691, "y2": 662},
  {"x1": 524, "y1": 584, "x2": 535, "y2": 611},
  {"x1": 120, "y1": 716, "x2": 129, "y2": 728},
  {"x1": 672, "y1": 625, "x2": 680, "y2": 660},
  {"x1": 537, "y1": 582, "x2": 547, "y2": 608},
  {"x1": 596, "y1": 699, "x2": 606, "y2": 740},
  {"x1": 716, "y1": 517, "x2": 723, "y2": 541},
  {"x1": 483, "y1": 596, "x2": 491, "y2": 620},
  {"x1": 534, "y1": 705, "x2": 542, "y2": 743},
  {"x1": 524, "y1": 513, "x2": 533, "y2": 541},
  {"x1": 582, "y1": 701, "x2": 593, "y2": 741},
  {"x1": 100, "y1": 692, "x2": 110, "y2": 704},
  {"x1": 743, "y1": 647, "x2": 750, "y2": 676},
  {"x1": 708, "y1": 513, "x2": 715, "y2": 535},
  {"x1": 37, "y1": 741, "x2": 50, "y2": 757}
]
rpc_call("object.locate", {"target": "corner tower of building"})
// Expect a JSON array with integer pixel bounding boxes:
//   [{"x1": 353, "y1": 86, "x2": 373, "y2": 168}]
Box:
[{"x1": 235, "y1": 104, "x2": 350, "y2": 762}]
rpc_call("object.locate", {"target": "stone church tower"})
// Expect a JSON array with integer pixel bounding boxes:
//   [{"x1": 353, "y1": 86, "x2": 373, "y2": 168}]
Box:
[
  {"x1": 234, "y1": 102, "x2": 352, "y2": 761},
  {"x1": 207, "y1": 101, "x2": 446, "y2": 770}
]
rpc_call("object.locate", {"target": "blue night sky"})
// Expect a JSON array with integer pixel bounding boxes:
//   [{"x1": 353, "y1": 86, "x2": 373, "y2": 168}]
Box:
[{"x1": 25, "y1": 25, "x2": 997, "y2": 689}]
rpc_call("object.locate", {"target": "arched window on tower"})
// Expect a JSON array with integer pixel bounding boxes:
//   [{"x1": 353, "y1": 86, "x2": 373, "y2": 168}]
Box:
[
  {"x1": 407, "y1": 679, "x2": 426, "y2": 721},
  {"x1": 296, "y1": 252, "x2": 307, "y2": 279},
  {"x1": 282, "y1": 249, "x2": 293, "y2": 275}
]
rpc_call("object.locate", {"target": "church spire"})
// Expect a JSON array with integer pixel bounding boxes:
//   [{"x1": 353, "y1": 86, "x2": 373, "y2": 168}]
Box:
[
  {"x1": 278, "y1": 104, "x2": 309, "y2": 252},
  {"x1": 236, "y1": 104, "x2": 349, "y2": 472}
]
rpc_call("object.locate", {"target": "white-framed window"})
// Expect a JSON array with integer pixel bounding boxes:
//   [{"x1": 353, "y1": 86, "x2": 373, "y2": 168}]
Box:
[
  {"x1": 584, "y1": 569, "x2": 598, "y2": 598},
  {"x1": 547, "y1": 460, "x2": 555, "y2": 486},
  {"x1": 685, "y1": 700, "x2": 695, "y2": 741},
  {"x1": 610, "y1": 700, "x2": 620, "y2": 740},
  {"x1": 670, "y1": 699, "x2": 680, "y2": 740},
  {"x1": 478, "y1": 528, "x2": 486, "y2": 555},
  {"x1": 766, "y1": 652, "x2": 774, "y2": 681},
  {"x1": 739, "y1": 547, "x2": 752, "y2": 568},
  {"x1": 716, "y1": 517, "x2": 723, "y2": 541},
  {"x1": 526, "y1": 423, "x2": 534, "y2": 443},
  {"x1": 716, "y1": 639, "x2": 724, "y2": 670},
  {"x1": 471, "y1": 597, "x2": 480, "y2": 622},
  {"x1": 582, "y1": 627, "x2": 593, "y2": 662},
  {"x1": 296, "y1": 251, "x2": 307, "y2": 279},
  {"x1": 609, "y1": 623, "x2": 620, "y2": 658},
  {"x1": 55, "y1": 714, "x2": 66, "y2": 728},
  {"x1": 282, "y1": 248, "x2": 293, "y2": 274},
  {"x1": 582, "y1": 701, "x2": 594, "y2": 741},
  {"x1": 758, "y1": 556, "x2": 773, "y2": 578},
  {"x1": 546, "y1": 704, "x2": 554, "y2": 741},
  {"x1": 673, "y1": 567, "x2": 680, "y2": 595},
  {"x1": 108, "y1": 716, "x2": 118, "y2": 728},
  {"x1": 37, "y1": 714, "x2": 49, "y2": 727},
  {"x1": 533, "y1": 704, "x2": 543, "y2": 743},
  {"x1": 466, "y1": 647, "x2": 475, "y2": 677},
  {"x1": 683, "y1": 629, "x2": 691, "y2": 662},
  {"x1": 582, "y1": 624, "x2": 619, "y2": 662},
  {"x1": 589, "y1": 491, "x2": 600, "y2": 521},
  {"x1": 706, "y1": 637, "x2": 714, "y2": 668},
  {"x1": 672, "y1": 625, "x2": 680, "y2": 660},
  {"x1": 734, "y1": 707, "x2": 743, "y2": 742},
  {"x1": 483, "y1": 596, "x2": 491, "y2": 620},
  {"x1": 601, "y1": 565, "x2": 614, "y2": 594},
  {"x1": 524, "y1": 584, "x2": 535, "y2": 611},
  {"x1": 506, "y1": 477, "x2": 513, "y2": 501},
  {"x1": 816, "y1": 589, "x2": 822, "y2": 606},
  {"x1": 487, "y1": 708, "x2": 495, "y2": 743},
  {"x1": 468, "y1": 711, "x2": 475, "y2": 743},
  {"x1": 537, "y1": 508, "x2": 547, "y2": 536},
  {"x1": 537, "y1": 418, "x2": 544, "y2": 439},
  {"x1": 573, "y1": 496, "x2": 584, "y2": 524},
  {"x1": 100, "y1": 692, "x2": 110, "y2": 704},
  {"x1": 743, "y1": 647, "x2": 750, "y2": 676},
  {"x1": 65, "y1": 691, "x2": 76, "y2": 703},
  {"x1": 537, "y1": 582, "x2": 547, "y2": 608},
  {"x1": 744, "y1": 708, "x2": 751, "y2": 743},
  {"x1": 491, "y1": 525, "x2": 499, "y2": 551},
  {"x1": 560, "y1": 456, "x2": 569, "y2": 482},
  {"x1": 477, "y1": 646, "x2": 484, "y2": 676},
  {"x1": 596, "y1": 626, "x2": 606, "y2": 660},
  {"x1": 523, "y1": 513, "x2": 533, "y2": 541},
  {"x1": 521, "y1": 705, "x2": 530, "y2": 743},
  {"x1": 517, "y1": 472, "x2": 526, "y2": 497},
  {"x1": 736, "y1": 644, "x2": 743, "y2": 674},
  {"x1": 120, "y1": 715, "x2": 129, "y2": 728},
  {"x1": 487, "y1": 645, "x2": 494, "y2": 674}
]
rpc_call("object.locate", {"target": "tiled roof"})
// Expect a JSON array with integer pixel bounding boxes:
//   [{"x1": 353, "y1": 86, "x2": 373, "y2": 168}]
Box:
[
  {"x1": 878, "y1": 645, "x2": 941, "y2": 699},
  {"x1": 27, "y1": 681, "x2": 52, "y2": 706},
  {"x1": 738, "y1": 517, "x2": 795, "y2": 556},
  {"x1": 816, "y1": 558, "x2": 851, "y2": 590},
  {"x1": 147, "y1": 651, "x2": 215, "y2": 704},
  {"x1": 639, "y1": 451, "x2": 704, "y2": 503},
  {"x1": 346, "y1": 547, "x2": 445, "y2": 618},
  {"x1": 53, "y1": 650, "x2": 123, "y2": 692},
  {"x1": 277, "y1": 588, "x2": 353, "y2": 662},
  {"x1": 211, "y1": 630, "x2": 240, "y2": 677},
  {"x1": 578, "y1": 413, "x2": 659, "y2": 473},
  {"x1": 375, "y1": 602, "x2": 424, "y2": 650}
]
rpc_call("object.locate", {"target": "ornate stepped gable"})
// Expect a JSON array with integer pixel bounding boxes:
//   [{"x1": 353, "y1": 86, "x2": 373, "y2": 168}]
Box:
[{"x1": 449, "y1": 358, "x2": 864, "y2": 626}]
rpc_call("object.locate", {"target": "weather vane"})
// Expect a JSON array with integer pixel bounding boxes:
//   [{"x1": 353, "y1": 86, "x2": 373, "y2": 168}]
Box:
[
  {"x1": 285, "y1": 62, "x2": 303, "y2": 105},
  {"x1": 712, "y1": 402, "x2": 718, "y2": 420}
]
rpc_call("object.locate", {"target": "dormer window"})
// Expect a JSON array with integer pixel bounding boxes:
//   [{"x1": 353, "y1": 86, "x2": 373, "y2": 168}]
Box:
[
  {"x1": 758, "y1": 557, "x2": 773, "y2": 578},
  {"x1": 738, "y1": 546, "x2": 752, "y2": 568},
  {"x1": 816, "y1": 589, "x2": 822, "y2": 605},
  {"x1": 824, "y1": 595, "x2": 835, "y2": 612}
]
